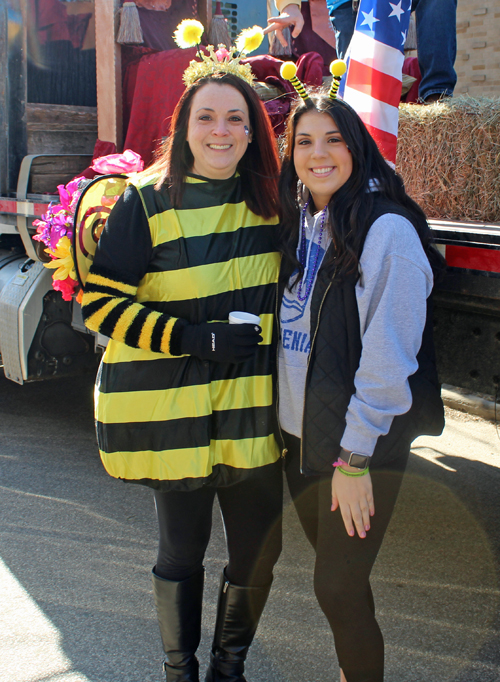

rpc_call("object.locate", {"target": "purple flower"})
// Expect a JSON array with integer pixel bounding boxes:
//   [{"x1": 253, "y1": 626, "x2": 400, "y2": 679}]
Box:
[{"x1": 32, "y1": 203, "x2": 73, "y2": 250}]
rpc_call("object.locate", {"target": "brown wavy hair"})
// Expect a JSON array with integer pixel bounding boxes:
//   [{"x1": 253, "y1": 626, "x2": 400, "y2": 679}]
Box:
[{"x1": 149, "y1": 73, "x2": 280, "y2": 219}]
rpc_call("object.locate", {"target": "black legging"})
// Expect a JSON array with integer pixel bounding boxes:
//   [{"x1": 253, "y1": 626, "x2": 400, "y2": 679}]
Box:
[
  {"x1": 154, "y1": 461, "x2": 283, "y2": 587},
  {"x1": 284, "y1": 432, "x2": 409, "y2": 682}
]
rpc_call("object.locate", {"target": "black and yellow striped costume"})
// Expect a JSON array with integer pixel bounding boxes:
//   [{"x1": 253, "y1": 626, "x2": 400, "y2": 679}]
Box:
[{"x1": 81, "y1": 173, "x2": 281, "y2": 491}]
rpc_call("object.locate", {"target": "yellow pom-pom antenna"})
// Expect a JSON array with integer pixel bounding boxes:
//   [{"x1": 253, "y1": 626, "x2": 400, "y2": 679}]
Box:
[
  {"x1": 280, "y1": 61, "x2": 310, "y2": 102},
  {"x1": 235, "y1": 25, "x2": 264, "y2": 54},
  {"x1": 173, "y1": 19, "x2": 204, "y2": 49},
  {"x1": 328, "y1": 59, "x2": 347, "y2": 100},
  {"x1": 280, "y1": 62, "x2": 297, "y2": 81},
  {"x1": 330, "y1": 59, "x2": 347, "y2": 79}
]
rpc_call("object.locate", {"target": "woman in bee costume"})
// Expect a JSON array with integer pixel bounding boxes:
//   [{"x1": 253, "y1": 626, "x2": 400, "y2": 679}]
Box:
[{"x1": 81, "y1": 22, "x2": 282, "y2": 682}]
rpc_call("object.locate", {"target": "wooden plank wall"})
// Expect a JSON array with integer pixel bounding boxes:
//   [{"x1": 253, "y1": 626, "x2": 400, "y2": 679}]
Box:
[
  {"x1": 29, "y1": 155, "x2": 93, "y2": 195},
  {"x1": 27, "y1": 103, "x2": 97, "y2": 156}
]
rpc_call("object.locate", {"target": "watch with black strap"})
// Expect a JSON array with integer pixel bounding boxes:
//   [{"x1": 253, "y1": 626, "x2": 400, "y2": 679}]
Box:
[{"x1": 340, "y1": 448, "x2": 370, "y2": 470}]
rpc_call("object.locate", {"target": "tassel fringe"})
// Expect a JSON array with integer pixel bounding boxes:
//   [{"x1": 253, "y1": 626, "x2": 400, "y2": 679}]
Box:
[
  {"x1": 117, "y1": 2, "x2": 144, "y2": 46},
  {"x1": 208, "y1": 1, "x2": 231, "y2": 49}
]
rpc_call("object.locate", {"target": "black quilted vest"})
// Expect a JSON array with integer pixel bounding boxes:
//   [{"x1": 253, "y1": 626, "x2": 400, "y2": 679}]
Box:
[{"x1": 278, "y1": 198, "x2": 445, "y2": 474}]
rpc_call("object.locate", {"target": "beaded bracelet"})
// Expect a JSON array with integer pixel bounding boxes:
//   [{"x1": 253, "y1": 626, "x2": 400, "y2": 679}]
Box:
[{"x1": 333, "y1": 458, "x2": 369, "y2": 477}]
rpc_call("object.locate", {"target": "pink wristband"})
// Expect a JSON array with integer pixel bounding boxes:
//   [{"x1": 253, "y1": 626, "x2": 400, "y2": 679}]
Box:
[{"x1": 332, "y1": 458, "x2": 348, "y2": 468}]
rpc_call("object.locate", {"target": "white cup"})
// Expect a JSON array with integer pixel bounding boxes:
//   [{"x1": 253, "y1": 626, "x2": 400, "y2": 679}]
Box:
[{"x1": 229, "y1": 311, "x2": 261, "y2": 326}]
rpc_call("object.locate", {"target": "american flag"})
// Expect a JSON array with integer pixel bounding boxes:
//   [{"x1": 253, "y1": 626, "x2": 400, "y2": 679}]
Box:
[{"x1": 341, "y1": 0, "x2": 412, "y2": 166}]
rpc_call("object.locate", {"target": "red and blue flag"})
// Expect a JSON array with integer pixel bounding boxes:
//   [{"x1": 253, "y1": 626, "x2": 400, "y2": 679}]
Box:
[{"x1": 341, "y1": 0, "x2": 411, "y2": 165}]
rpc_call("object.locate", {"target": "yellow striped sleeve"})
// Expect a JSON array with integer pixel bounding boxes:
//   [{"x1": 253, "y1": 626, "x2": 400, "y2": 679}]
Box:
[
  {"x1": 138, "y1": 311, "x2": 161, "y2": 350},
  {"x1": 81, "y1": 268, "x2": 182, "y2": 356},
  {"x1": 85, "y1": 271, "x2": 137, "y2": 296},
  {"x1": 83, "y1": 297, "x2": 124, "y2": 333},
  {"x1": 112, "y1": 304, "x2": 147, "y2": 344},
  {"x1": 160, "y1": 316, "x2": 179, "y2": 354}
]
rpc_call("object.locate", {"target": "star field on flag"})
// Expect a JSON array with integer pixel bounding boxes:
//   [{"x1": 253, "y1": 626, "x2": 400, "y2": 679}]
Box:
[{"x1": 340, "y1": 0, "x2": 411, "y2": 165}]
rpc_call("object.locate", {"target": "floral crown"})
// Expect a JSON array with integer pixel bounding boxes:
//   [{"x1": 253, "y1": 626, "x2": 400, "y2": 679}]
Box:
[{"x1": 173, "y1": 19, "x2": 264, "y2": 87}]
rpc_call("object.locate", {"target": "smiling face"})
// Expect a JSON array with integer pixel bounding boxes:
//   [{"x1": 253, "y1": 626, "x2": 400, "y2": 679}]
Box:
[
  {"x1": 293, "y1": 109, "x2": 353, "y2": 210},
  {"x1": 186, "y1": 82, "x2": 252, "y2": 180}
]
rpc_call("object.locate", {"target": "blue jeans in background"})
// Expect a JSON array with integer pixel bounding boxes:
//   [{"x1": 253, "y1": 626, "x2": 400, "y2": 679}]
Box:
[
  {"x1": 327, "y1": 1, "x2": 356, "y2": 60},
  {"x1": 411, "y1": 0, "x2": 457, "y2": 100},
  {"x1": 328, "y1": 0, "x2": 457, "y2": 101}
]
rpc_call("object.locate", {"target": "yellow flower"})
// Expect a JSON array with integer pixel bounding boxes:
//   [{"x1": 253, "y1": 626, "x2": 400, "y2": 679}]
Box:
[
  {"x1": 235, "y1": 26, "x2": 264, "y2": 54},
  {"x1": 173, "y1": 19, "x2": 204, "y2": 49},
  {"x1": 44, "y1": 236, "x2": 76, "y2": 282}
]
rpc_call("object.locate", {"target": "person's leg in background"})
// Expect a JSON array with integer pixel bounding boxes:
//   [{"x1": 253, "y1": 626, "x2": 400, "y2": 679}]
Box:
[
  {"x1": 327, "y1": 1, "x2": 358, "y2": 59},
  {"x1": 205, "y1": 461, "x2": 284, "y2": 681},
  {"x1": 411, "y1": 0, "x2": 457, "y2": 102}
]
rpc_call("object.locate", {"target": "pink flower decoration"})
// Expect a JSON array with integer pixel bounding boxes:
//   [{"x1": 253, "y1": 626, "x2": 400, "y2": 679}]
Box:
[
  {"x1": 215, "y1": 47, "x2": 230, "y2": 62},
  {"x1": 52, "y1": 275, "x2": 79, "y2": 301},
  {"x1": 57, "y1": 186, "x2": 71, "y2": 212},
  {"x1": 66, "y1": 177, "x2": 83, "y2": 196},
  {"x1": 57, "y1": 177, "x2": 84, "y2": 211},
  {"x1": 91, "y1": 149, "x2": 144, "y2": 175}
]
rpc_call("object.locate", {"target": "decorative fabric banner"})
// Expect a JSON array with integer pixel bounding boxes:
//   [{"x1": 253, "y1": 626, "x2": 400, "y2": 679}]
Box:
[
  {"x1": 309, "y1": 0, "x2": 337, "y2": 49},
  {"x1": 342, "y1": 0, "x2": 411, "y2": 165}
]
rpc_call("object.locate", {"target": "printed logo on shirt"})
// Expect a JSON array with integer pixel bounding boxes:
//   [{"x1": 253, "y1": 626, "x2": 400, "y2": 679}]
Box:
[
  {"x1": 281, "y1": 329, "x2": 311, "y2": 354},
  {"x1": 281, "y1": 290, "x2": 308, "y2": 324},
  {"x1": 281, "y1": 240, "x2": 327, "y2": 324}
]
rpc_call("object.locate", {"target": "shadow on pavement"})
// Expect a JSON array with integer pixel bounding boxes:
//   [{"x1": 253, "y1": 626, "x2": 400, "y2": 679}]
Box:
[{"x1": 1, "y1": 371, "x2": 499, "y2": 681}]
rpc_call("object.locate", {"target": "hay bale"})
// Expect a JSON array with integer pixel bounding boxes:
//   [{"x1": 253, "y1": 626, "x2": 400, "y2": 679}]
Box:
[
  {"x1": 396, "y1": 96, "x2": 500, "y2": 223},
  {"x1": 254, "y1": 81, "x2": 284, "y2": 102}
]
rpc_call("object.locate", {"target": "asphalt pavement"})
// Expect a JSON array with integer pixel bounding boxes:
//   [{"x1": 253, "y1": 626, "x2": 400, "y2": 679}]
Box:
[{"x1": 1, "y1": 370, "x2": 500, "y2": 682}]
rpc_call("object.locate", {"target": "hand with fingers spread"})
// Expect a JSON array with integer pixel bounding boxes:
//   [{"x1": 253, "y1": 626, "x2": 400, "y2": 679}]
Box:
[
  {"x1": 331, "y1": 463, "x2": 375, "y2": 539},
  {"x1": 263, "y1": 3, "x2": 305, "y2": 48}
]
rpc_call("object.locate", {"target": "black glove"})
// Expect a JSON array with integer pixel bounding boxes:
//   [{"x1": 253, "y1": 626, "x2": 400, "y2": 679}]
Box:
[{"x1": 179, "y1": 322, "x2": 262, "y2": 363}]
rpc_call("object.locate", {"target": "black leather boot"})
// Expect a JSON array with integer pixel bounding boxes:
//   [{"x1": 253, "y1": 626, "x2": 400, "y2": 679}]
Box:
[
  {"x1": 152, "y1": 567, "x2": 204, "y2": 682},
  {"x1": 205, "y1": 570, "x2": 272, "y2": 682}
]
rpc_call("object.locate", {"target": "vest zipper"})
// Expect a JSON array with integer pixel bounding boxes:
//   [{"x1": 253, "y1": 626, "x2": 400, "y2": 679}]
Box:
[
  {"x1": 275, "y1": 281, "x2": 287, "y2": 457},
  {"x1": 300, "y1": 278, "x2": 334, "y2": 473}
]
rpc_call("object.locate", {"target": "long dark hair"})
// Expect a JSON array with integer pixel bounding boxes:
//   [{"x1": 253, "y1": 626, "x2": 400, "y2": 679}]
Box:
[
  {"x1": 279, "y1": 92, "x2": 444, "y2": 284},
  {"x1": 150, "y1": 73, "x2": 279, "y2": 219}
]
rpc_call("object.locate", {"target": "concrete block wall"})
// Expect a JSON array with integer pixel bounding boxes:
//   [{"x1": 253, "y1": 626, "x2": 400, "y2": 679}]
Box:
[{"x1": 455, "y1": 1, "x2": 500, "y2": 96}]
